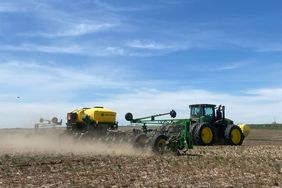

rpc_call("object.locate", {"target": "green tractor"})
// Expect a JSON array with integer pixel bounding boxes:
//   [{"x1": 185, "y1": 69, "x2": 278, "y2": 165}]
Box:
[
  {"x1": 125, "y1": 104, "x2": 247, "y2": 153},
  {"x1": 189, "y1": 104, "x2": 245, "y2": 146}
]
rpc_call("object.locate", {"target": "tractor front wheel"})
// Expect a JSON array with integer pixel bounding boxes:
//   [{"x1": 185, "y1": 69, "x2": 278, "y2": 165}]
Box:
[
  {"x1": 194, "y1": 123, "x2": 215, "y2": 146},
  {"x1": 224, "y1": 125, "x2": 244, "y2": 145}
]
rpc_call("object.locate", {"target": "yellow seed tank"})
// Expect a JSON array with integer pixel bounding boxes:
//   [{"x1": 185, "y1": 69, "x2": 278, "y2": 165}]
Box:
[{"x1": 83, "y1": 107, "x2": 116, "y2": 124}]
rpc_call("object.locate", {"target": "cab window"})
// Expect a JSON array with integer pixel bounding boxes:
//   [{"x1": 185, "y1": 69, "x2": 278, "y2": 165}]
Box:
[
  {"x1": 191, "y1": 107, "x2": 201, "y2": 116},
  {"x1": 204, "y1": 107, "x2": 214, "y2": 117}
]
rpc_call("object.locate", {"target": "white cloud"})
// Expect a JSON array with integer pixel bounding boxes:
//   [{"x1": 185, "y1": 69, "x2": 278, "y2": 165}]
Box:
[
  {"x1": 0, "y1": 61, "x2": 126, "y2": 128},
  {"x1": 14, "y1": 1, "x2": 119, "y2": 38},
  {"x1": 0, "y1": 61, "x2": 130, "y2": 102},
  {"x1": 103, "y1": 47, "x2": 125, "y2": 55},
  {"x1": 225, "y1": 39, "x2": 282, "y2": 53},
  {"x1": 124, "y1": 40, "x2": 194, "y2": 56},
  {"x1": 32, "y1": 23, "x2": 115, "y2": 38},
  {"x1": 1, "y1": 42, "x2": 185, "y2": 57},
  {"x1": 190, "y1": 62, "x2": 246, "y2": 72},
  {"x1": 0, "y1": 43, "x2": 82, "y2": 54},
  {"x1": 60, "y1": 22, "x2": 113, "y2": 36},
  {"x1": 0, "y1": 43, "x2": 127, "y2": 56},
  {"x1": 256, "y1": 45, "x2": 282, "y2": 52},
  {"x1": 0, "y1": 3, "x2": 25, "y2": 12},
  {"x1": 127, "y1": 40, "x2": 176, "y2": 50},
  {"x1": 244, "y1": 88, "x2": 282, "y2": 102},
  {"x1": 93, "y1": 0, "x2": 159, "y2": 12}
]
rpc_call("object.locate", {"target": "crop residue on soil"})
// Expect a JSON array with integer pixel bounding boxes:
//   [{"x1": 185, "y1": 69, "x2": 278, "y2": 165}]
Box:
[{"x1": 0, "y1": 128, "x2": 281, "y2": 187}]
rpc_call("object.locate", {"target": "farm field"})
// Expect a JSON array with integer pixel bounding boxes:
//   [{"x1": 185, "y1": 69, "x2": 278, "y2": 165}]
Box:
[{"x1": 0, "y1": 128, "x2": 281, "y2": 187}]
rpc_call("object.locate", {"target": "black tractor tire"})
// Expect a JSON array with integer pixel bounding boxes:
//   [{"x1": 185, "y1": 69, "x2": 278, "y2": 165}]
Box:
[
  {"x1": 194, "y1": 123, "x2": 215, "y2": 146},
  {"x1": 224, "y1": 125, "x2": 244, "y2": 145},
  {"x1": 125, "y1": 113, "x2": 133, "y2": 121},
  {"x1": 190, "y1": 123, "x2": 199, "y2": 143},
  {"x1": 51, "y1": 117, "x2": 58, "y2": 124},
  {"x1": 170, "y1": 110, "x2": 177, "y2": 118},
  {"x1": 133, "y1": 134, "x2": 149, "y2": 148},
  {"x1": 151, "y1": 134, "x2": 169, "y2": 154}
]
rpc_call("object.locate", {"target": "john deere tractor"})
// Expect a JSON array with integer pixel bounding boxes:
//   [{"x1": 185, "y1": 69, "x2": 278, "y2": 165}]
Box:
[{"x1": 189, "y1": 104, "x2": 246, "y2": 146}]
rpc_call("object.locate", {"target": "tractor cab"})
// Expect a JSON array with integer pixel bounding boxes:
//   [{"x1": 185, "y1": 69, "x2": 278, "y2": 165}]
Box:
[{"x1": 189, "y1": 104, "x2": 225, "y2": 124}]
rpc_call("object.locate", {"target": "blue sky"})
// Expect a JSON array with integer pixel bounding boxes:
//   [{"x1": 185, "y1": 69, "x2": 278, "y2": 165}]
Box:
[{"x1": 1, "y1": 0, "x2": 282, "y2": 127}]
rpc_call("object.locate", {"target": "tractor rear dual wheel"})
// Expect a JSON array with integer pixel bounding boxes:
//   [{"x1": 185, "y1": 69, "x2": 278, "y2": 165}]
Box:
[
  {"x1": 194, "y1": 123, "x2": 215, "y2": 146},
  {"x1": 224, "y1": 125, "x2": 244, "y2": 145}
]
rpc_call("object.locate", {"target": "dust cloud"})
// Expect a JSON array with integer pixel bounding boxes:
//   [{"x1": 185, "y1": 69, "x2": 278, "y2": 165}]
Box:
[{"x1": 0, "y1": 129, "x2": 151, "y2": 156}]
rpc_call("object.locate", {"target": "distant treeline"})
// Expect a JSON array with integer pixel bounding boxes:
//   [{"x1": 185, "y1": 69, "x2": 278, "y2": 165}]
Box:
[{"x1": 247, "y1": 124, "x2": 282, "y2": 129}]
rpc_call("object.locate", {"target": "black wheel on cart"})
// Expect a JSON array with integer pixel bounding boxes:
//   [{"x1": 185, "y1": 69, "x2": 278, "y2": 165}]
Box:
[
  {"x1": 133, "y1": 134, "x2": 149, "y2": 148},
  {"x1": 151, "y1": 134, "x2": 169, "y2": 154}
]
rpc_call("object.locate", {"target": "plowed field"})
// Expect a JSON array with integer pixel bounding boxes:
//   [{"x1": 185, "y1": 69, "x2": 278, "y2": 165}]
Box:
[{"x1": 0, "y1": 128, "x2": 281, "y2": 187}]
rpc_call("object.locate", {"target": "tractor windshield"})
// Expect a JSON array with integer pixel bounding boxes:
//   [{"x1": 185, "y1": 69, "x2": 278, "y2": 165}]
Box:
[{"x1": 191, "y1": 106, "x2": 201, "y2": 117}]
